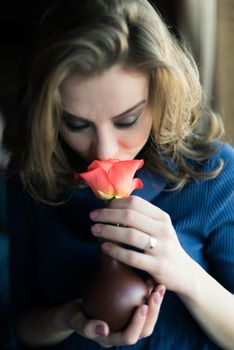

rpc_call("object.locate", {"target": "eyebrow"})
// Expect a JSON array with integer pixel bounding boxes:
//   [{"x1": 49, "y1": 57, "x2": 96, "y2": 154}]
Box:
[
  {"x1": 113, "y1": 99, "x2": 146, "y2": 118},
  {"x1": 62, "y1": 99, "x2": 146, "y2": 121}
]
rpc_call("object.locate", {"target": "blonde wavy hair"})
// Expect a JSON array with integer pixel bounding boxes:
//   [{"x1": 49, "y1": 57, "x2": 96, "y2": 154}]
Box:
[{"x1": 4, "y1": 0, "x2": 223, "y2": 203}]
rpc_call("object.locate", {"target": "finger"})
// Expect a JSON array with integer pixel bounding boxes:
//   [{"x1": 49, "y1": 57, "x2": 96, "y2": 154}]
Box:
[
  {"x1": 91, "y1": 223, "x2": 158, "y2": 252},
  {"x1": 140, "y1": 284, "x2": 166, "y2": 338},
  {"x1": 101, "y1": 304, "x2": 148, "y2": 347},
  {"x1": 82, "y1": 319, "x2": 109, "y2": 339},
  {"x1": 101, "y1": 241, "x2": 158, "y2": 274},
  {"x1": 90, "y1": 207, "x2": 167, "y2": 238},
  {"x1": 109, "y1": 196, "x2": 170, "y2": 223},
  {"x1": 70, "y1": 309, "x2": 88, "y2": 335}
]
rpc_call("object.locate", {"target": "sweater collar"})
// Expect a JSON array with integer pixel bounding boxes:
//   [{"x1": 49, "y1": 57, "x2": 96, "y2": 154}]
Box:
[{"x1": 132, "y1": 168, "x2": 167, "y2": 202}]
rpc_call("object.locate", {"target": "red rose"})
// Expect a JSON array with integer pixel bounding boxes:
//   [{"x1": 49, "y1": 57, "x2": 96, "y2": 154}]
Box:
[{"x1": 74, "y1": 159, "x2": 144, "y2": 200}]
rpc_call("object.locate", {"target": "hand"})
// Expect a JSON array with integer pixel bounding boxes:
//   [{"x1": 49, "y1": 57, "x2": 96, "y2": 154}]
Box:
[
  {"x1": 90, "y1": 195, "x2": 192, "y2": 294},
  {"x1": 68, "y1": 284, "x2": 165, "y2": 347}
]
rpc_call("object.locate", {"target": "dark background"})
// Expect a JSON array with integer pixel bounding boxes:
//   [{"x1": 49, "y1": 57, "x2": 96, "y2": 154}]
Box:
[
  {"x1": 0, "y1": 1, "x2": 53, "y2": 120},
  {"x1": 0, "y1": 0, "x2": 180, "y2": 122}
]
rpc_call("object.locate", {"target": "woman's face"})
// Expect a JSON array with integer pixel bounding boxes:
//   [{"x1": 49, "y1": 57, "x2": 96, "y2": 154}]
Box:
[{"x1": 59, "y1": 65, "x2": 152, "y2": 162}]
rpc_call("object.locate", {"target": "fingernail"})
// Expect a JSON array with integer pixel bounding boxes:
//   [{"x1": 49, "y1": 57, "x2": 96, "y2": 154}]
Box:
[
  {"x1": 95, "y1": 324, "x2": 106, "y2": 336},
  {"x1": 141, "y1": 305, "x2": 148, "y2": 317},
  {"x1": 159, "y1": 287, "x2": 166, "y2": 298},
  {"x1": 89, "y1": 210, "x2": 98, "y2": 220},
  {"x1": 153, "y1": 292, "x2": 161, "y2": 305},
  {"x1": 91, "y1": 224, "x2": 102, "y2": 235},
  {"x1": 101, "y1": 242, "x2": 111, "y2": 252}
]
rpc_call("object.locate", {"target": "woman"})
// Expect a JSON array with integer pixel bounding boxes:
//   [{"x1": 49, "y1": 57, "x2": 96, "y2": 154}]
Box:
[{"x1": 4, "y1": 0, "x2": 234, "y2": 349}]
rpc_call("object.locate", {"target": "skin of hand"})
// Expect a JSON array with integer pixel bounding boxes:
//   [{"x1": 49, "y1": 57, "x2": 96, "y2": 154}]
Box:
[
  {"x1": 90, "y1": 195, "x2": 192, "y2": 295},
  {"x1": 17, "y1": 284, "x2": 165, "y2": 349},
  {"x1": 68, "y1": 284, "x2": 165, "y2": 348}
]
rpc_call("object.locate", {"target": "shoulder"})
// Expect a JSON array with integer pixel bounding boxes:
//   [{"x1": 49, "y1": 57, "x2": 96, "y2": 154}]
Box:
[
  {"x1": 205, "y1": 143, "x2": 234, "y2": 180},
  {"x1": 215, "y1": 142, "x2": 234, "y2": 164},
  {"x1": 177, "y1": 143, "x2": 234, "y2": 207},
  {"x1": 203, "y1": 143, "x2": 234, "y2": 204}
]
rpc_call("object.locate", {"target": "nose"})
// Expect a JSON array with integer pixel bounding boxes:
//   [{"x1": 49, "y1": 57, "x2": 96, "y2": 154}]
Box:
[{"x1": 94, "y1": 128, "x2": 119, "y2": 160}]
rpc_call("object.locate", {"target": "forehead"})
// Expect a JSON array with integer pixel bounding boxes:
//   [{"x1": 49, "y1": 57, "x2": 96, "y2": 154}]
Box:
[{"x1": 59, "y1": 65, "x2": 149, "y2": 118}]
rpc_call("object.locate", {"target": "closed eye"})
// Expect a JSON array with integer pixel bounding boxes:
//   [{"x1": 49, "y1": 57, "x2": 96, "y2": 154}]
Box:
[
  {"x1": 63, "y1": 120, "x2": 90, "y2": 131},
  {"x1": 114, "y1": 115, "x2": 139, "y2": 129},
  {"x1": 62, "y1": 110, "x2": 141, "y2": 132},
  {"x1": 62, "y1": 112, "x2": 90, "y2": 131}
]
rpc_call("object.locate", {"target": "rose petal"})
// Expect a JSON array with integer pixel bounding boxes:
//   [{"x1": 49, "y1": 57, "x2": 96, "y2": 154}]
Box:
[
  {"x1": 77, "y1": 167, "x2": 114, "y2": 198},
  {"x1": 108, "y1": 159, "x2": 144, "y2": 196},
  {"x1": 88, "y1": 159, "x2": 119, "y2": 173},
  {"x1": 126, "y1": 178, "x2": 143, "y2": 196},
  {"x1": 75, "y1": 159, "x2": 144, "y2": 199}
]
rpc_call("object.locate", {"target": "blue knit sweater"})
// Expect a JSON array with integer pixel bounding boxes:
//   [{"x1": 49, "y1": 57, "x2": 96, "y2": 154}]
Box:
[{"x1": 7, "y1": 143, "x2": 234, "y2": 350}]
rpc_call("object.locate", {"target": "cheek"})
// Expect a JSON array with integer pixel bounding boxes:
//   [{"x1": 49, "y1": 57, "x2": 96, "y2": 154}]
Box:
[
  {"x1": 121, "y1": 128, "x2": 150, "y2": 150},
  {"x1": 123, "y1": 116, "x2": 152, "y2": 149}
]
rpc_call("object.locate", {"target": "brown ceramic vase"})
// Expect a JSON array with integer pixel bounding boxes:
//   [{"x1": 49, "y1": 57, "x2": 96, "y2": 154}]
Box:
[{"x1": 82, "y1": 251, "x2": 149, "y2": 332}]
